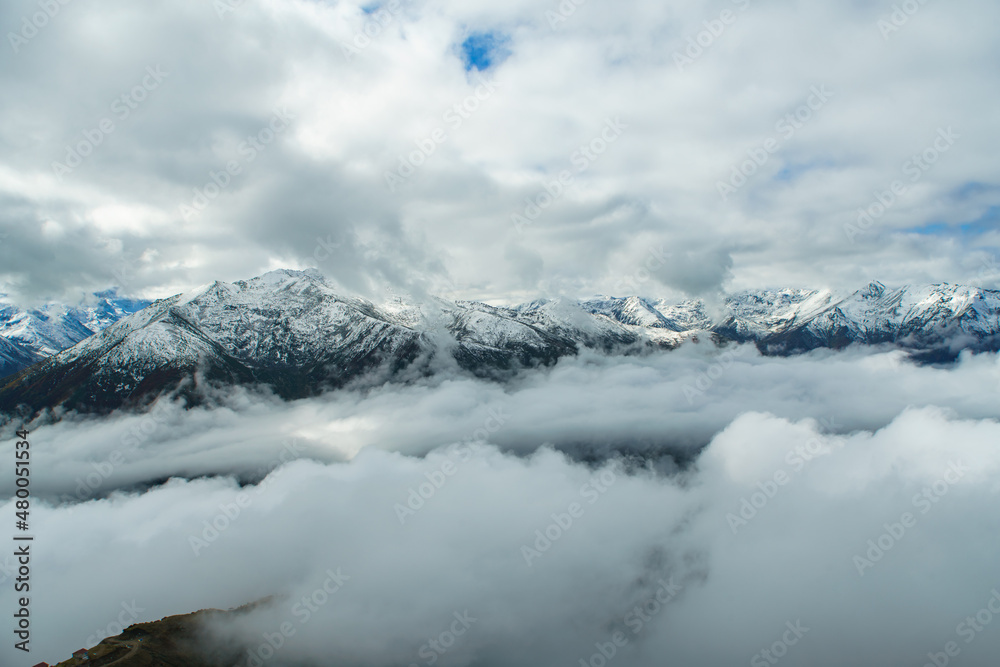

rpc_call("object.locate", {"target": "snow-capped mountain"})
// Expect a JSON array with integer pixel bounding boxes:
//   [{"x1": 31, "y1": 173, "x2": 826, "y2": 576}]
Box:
[
  {"x1": 0, "y1": 336, "x2": 40, "y2": 379},
  {"x1": 1, "y1": 271, "x2": 997, "y2": 416},
  {"x1": 0, "y1": 290, "x2": 150, "y2": 375},
  {"x1": 0, "y1": 270, "x2": 673, "y2": 415},
  {"x1": 733, "y1": 281, "x2": 1000, "y2": 354}
]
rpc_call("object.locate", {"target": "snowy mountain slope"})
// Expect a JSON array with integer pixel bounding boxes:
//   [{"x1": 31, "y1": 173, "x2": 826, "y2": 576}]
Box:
[
  {"x1": 0, "y1": 336, "x2": 41, "y2": 379},
  {"x1": 581, "y1": 296, "x2": 684, "y2": 331},
  {"x1": 171, "y1": 272, "x2": 423, "y2": 370},
  {"x1": 0, "y1": 270, "x2": 696, "y2": 415},
  {"x1": 714, "y1": 288, "x2": 840, "y2": 341},
  {"x1": 758, "y1": 282, "x2": 1000, "y2": 354},
  {"x1": 651, "y1": 299, "x2": 714, "y2": 331},
  {"x1": 1, "y1": 271, "x2": 430, "y2": 414},
  {"x1": 475, "y1": 298, "x2": 660, "y2": 356},
  {"x1": 0, "y1": 290, "x2": 150, "y2": 375},
  {"x1": 1, "y1": 271, "x2": 998, "y2": 417}
]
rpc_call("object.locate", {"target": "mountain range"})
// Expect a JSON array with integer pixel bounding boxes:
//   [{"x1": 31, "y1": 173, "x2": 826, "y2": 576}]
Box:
[
  {"x1": 0, "y1": 290, "x2": 149, "y2": 378},
  {"x1": 1, "y1": 269, "x2": 998, "y2": 417}
]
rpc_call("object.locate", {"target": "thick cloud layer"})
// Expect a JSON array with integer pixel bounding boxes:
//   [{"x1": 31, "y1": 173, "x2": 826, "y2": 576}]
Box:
[
  {"x1": 1, "y1": 0, "x2": 999, "y2": 305},
  {"x1": 0, "y1": 343, "x2": 994, "y2": 500},
  {"x1": 4, "y1": 343, "x2": 1000, "y2": 500},
  {"x1": 1, "y1": 347, "x2": 999, "y2": 665}
]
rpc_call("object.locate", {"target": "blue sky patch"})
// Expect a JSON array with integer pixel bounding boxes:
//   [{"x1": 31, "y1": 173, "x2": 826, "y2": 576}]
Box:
[
  {"x1": 950, "y1": 181, "x2": 999, "y2": 201},
  {"x1": 459, "y1": 31, "x2": 511, "y2": 71},
  {"x1": 904, "y1": 206, "x2": 1000, "y2": 238},
  {"x1": 773, "y1": 159, "x2": 836, "y2": 183}
]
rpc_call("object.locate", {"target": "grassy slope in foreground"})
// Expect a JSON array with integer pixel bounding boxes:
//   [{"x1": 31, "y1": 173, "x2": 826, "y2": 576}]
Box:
[{"x1": 49, "y1": 608, "x2": 250, "y2": 667}]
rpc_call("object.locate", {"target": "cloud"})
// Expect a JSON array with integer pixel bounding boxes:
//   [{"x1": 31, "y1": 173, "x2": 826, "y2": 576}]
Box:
[
  {"x1": 1, "y1": 0, "x2": 1000, "y2": 303},
  {"x1": 6, "y1": 343, "x2": 1000, "y2": 499},
  {"x1": 649, "y1": 243, "x2": 734, "y2": 298},
  {"x1": 2, "y1": 347, "x2": 1000, "y2": 664}
]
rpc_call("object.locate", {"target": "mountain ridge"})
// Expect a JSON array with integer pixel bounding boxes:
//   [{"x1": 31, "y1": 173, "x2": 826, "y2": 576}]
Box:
[
  {"x1": 2, "y1": 270, "x2": 998, "y2": 418},
  {"x1": 0, "y1": 289, "x2": 150, "y2": 377}
]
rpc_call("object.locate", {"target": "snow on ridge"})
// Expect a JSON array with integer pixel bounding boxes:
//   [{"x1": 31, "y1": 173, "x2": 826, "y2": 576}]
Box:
[
  {"x1": 0, "y1": 290, "x2": 152, "y2": 362},
  {"x1": 8, "y1": 274, "x2": 1000, "y2": 382}
]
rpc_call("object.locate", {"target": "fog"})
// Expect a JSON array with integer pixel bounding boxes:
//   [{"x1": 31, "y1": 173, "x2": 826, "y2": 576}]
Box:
[{"x1": 2, "y1": 345, "x2": 999, "y2": 665}]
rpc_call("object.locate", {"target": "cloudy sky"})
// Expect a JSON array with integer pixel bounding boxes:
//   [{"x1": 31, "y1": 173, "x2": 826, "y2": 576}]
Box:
[{"x1": 1, "y1": 0, "x2": 999, "y2": 306}]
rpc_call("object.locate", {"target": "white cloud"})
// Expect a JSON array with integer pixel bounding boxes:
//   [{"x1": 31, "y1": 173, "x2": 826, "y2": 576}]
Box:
[
  {"x1": 2, "y1": 347, "x2": 1000, "y2": 664},
  {"x1": 0, "y1": 0, "x2": 998, "y2": 303}
]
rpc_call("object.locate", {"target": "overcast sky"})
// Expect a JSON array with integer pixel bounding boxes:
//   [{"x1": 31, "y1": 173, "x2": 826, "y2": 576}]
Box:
[{"x1": 2, "y1": 0, "x2": 999, "y2": 306}]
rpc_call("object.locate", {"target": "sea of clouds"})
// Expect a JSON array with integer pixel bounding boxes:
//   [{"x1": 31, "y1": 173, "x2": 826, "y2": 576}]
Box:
[{"x1": 2, "y1": 344, "x2": 999, "y2": 666}]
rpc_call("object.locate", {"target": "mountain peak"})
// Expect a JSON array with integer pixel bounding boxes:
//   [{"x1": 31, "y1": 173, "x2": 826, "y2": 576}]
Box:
[
  {"x1": 862, "y1": 281, "x2": 887, "y2": 298},
  {"x1": 254, "y1": 268, "x2": 326, "y2": 285}
]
